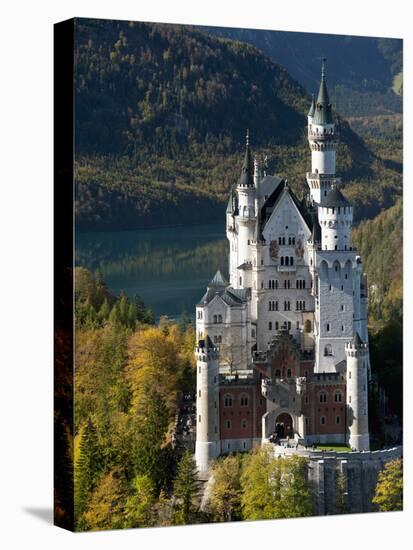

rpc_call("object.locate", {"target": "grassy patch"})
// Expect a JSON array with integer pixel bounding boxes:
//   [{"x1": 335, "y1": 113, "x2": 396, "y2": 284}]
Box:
[{"x1": 314, "y1": 445, "x2": 352, "y2": 452}]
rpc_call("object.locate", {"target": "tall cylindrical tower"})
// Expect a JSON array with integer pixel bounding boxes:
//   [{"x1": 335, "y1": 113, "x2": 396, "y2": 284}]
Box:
[
  {"x1": 236, "y1": 130, "x2": 256, "y2": 273},
  {"x1": 306, "y1": 59, "x2": 340, "y2": 204},
  {"x1": 195, "y1": 336, "x2": 221, "y2": 473},
  {"x1": 345, "y1": 333, "x2": 370, "y2": 451}
]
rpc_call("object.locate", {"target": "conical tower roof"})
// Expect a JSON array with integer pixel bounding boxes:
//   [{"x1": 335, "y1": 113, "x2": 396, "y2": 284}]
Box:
[
  {"x1": 208, "y1": 269, "x2": 228, "y2": 288},
  {"x1": 238, "y1": 129, "x2": 254, "y2": 187},
  {"x1": 352, "y1": 332, "x2": 363, "y2": 347},
  {"x1": 308, "y1": 95, "x2": 315, "y2": 117},
  {"x1": 324, "y1": 187, "x2": 350, "y2": 207},
  {"x1": 313, "y1": 59, "x2": 333, "y2": 125}
]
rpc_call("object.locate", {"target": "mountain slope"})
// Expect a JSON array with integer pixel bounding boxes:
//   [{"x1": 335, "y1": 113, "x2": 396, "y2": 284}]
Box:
[
  {"x1": 352, "y1": 199, "x2": 402, "y2": 326},
  {"x1": 74, "y1": 19, "x2": 402, "y2": 231},
  {"x1": 201, "y1": 26, "x2": 403, "y2": 117}
]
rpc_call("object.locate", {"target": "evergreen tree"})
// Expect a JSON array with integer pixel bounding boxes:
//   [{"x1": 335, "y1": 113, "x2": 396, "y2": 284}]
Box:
[
  {"x1": 108, "y1": 302, "x2": 121, "y2": 325},
  {"x1": 132, "y1": 383, "x2": 169, "y2": 486},
  {"x1": 124, "y1": 474, "x2": 156, "y2": 528},
  {"x1": 335, "y1": 470, "x2": 349, "y2": 514},
  {"x1": 74, "y1": 419, "x2": 102, "y2": 526},
  {"x1": 118, "y1": 291, "x2": 130, "y2": 325},
  {"x1": 372, "y1": 459, "x2": 403, "y2": 511},
  {"x1": 127, "y1": 302, "x2": 137, "y2": 328},
  {"x1": 173, "y1": 450, "x2": 201, "y2": 525},
  {"x1": 98, "y1": 298, "x2": 111, "y2": 322}
]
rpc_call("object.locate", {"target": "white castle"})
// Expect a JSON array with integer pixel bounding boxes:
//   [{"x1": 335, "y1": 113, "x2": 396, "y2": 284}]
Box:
[{"x1": 194, "y1": 61, "x2": 370, "y2": 474}]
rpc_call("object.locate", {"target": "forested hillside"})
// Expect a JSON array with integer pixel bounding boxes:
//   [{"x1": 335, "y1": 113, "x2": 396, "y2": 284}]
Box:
[
  {"x1": 74, "y1": 19, "x2": 402, "y2": 231},
  {"x1": 352, "y1": 199, "x2": 402, "y2": 327},
  {"x1": 202, "y1": 26, "x2": 402, "y2": 117}
]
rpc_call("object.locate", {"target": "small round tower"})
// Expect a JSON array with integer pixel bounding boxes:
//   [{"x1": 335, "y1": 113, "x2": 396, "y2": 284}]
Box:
[
  {"x1": 236, "y1": 130, "x2": 256, "y2": 270},
  {"x1": 318, "y1": 187, "x2": 352, "y2": 250},
  {"x1": 345, "y1": 333, "x2": 370, "y2": 451},
  {"x1": 195, "y1": 335, "x2": 221, "y2": 474}
]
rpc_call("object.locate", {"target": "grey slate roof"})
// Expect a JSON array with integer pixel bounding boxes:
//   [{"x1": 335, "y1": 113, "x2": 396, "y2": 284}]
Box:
[
  {"x1": 309, "y1": 209, "x2": 322, "y2": 244},
  {"x1": 313, "y1": 62, "x2": 333, "y2": 125},
  {"x1": 258, "y1": 174, "x2": 282, "y2": 201},
  {"x1": 323, "y1": 187, "x2": 350, "y2": 207},
  {"x1": 352, "y1": 332, "x2": 363, "y2": 347},
  {"x1": 238, "y1": 143, "x2": 254, "y2": 187},
  {"x1": 259, "y1": 179, "x2": 312, "y2": 237},
  {"x1": 197, "y1": 284, "x2": 249, "y2": 308},
  {"x1": 209, "y1": 269, "x2": 228, "y2": 288}
]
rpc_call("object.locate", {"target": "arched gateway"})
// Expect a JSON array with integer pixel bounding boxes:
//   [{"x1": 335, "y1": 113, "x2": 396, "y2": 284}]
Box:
[{"x1": 275, "y1": 412, "x2": 293, "y2": 438}]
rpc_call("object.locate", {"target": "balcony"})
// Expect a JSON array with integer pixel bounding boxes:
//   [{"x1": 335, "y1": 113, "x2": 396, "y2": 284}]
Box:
[{"x1": 277, "y1": 264, "x2": 297, "y2": 273}]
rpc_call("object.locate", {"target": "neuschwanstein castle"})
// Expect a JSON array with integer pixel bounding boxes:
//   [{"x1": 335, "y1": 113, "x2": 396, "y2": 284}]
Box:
[{"x1": 194, "y1": 62, "x2": 371, "y2": 474}]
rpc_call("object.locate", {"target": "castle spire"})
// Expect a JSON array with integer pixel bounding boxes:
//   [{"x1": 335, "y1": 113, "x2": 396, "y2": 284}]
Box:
[
  {"x1": 313, "y1": 58, "x2": 333, "y2": 125},
  {"x1": 238, "y1": 128, "x2": 254, "y2": 187}
]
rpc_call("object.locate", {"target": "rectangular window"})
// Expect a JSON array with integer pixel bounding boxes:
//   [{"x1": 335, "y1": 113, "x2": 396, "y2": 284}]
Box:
[
  {"x1": 198, "y1": 415, "x2": 201, "y2": 423},
  {"x1": 268, "y1": 322, "x2": 272, "y2": 330}
]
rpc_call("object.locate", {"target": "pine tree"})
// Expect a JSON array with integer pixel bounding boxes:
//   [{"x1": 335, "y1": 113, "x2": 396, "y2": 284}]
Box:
[
  {"x1": 98, "y1": 298, "x2": 111, "y2": 322},
  {"x1": 74, "y1": 419, "x2": 102, "y2": 526},
  {"x1": 127, "y1": 302, "x2": 137, "y2": 328},
  {"x1": 118, "y1": 291, "x2": 130, "y2": 325},
  {"x1": 335, "y1": 470, "x2": 349, "y2": 514},
  {"x1": 108, "y1": 302, "x2": 121, "y2": 325},
  {"x1": 124, "y1": 474, "x2": 156, "y2": 528},
  {"x1": 173, "y1": 450, "x2": 201, "y2": 525},
  {"x1": 372, "y1": 459, "x2": 403, "y2": 511},
  {"x1": 132, "y1": 383, "x2": 169, "y2": 486}
]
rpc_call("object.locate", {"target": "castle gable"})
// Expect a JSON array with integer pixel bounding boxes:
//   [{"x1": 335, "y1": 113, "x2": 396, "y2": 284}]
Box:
[{"x1": 261, "y1": 186, "x2": 311, "y2": 243}]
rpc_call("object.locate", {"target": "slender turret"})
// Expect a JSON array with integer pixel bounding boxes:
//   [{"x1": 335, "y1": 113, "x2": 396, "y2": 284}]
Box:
[
  {"x1": 195, "y1": 336, "x2": 221, "y2": 473},
  {"x1": 345, "y1": 333, "x2": 370, "y2": 451},
  {"x1": 306, "y1": 59, "x2": 340, "y2": 204}
]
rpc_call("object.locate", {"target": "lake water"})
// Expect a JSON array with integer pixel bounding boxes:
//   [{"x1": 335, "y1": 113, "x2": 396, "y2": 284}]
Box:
[{"x1": 75, "y1": 224, "x2": 228, "y2": 319}]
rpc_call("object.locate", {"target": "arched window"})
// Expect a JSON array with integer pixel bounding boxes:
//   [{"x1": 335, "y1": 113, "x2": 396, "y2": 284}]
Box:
[
  {"x1": 285, "y1": 256, "x2": 289, "y2": 266},
  {"x1": 218, "y1": 315, "x2": 222, "y2": 323},
  {"x1": 290, "y1": 256, "x2": 294, "y2": 265},
  {"x1": 320, "y1": 416, "x2": 326, "y2": 425},
  {"x1": 324, "y1": 344, "x2": 333, "y2": 356},
  {"x1": 275, "y1": 321, "x2": 279, "y2": 330},
  {"x1": 281, "y1": 257, "x2": 284, "y2": 266},
  {"x1": 319, "y1": 392, "x2": 328, "y2": 403},
  {"x1": 224, "y1": 395, "x2": 233, "y2": 407},
  {"x1": 326, "y1": 323, "x2": 330, "y2": 332},
  {"x1": 334, "y1": 392, "x2": 342, "y2": 402},
  {"x1": 336, "y1": 415, "x2": 341, "y2": 424},
  {"x1": 268, "y1": 322, "x2": 272, "y2": 330},
  {"x1": 240, "y1": 394, "x2": 249, "y2": 407},
  {"x1": 241, "y1": 419, "x2": 248, "y2": 429},
  {"x1": 226, "y1": 419, "x2": 232, "y2": 429}
]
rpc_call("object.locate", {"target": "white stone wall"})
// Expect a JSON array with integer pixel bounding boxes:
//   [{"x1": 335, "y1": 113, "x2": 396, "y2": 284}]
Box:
[
  {"x1": 195, "y1": 345, "x2": 221, "y2": 473},
  {"x1": 346, "y1": 342, "x2": 369, "y2": 451},
  {"x1": 318, "y1": 205, "x2": 353, "y2": 251},
  {"x1": 315, "y1": 253, "x2": 356, "y2": 372}
]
